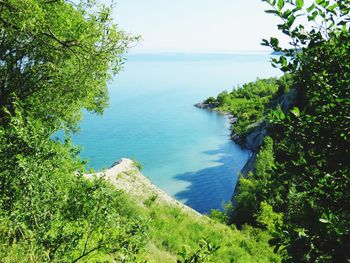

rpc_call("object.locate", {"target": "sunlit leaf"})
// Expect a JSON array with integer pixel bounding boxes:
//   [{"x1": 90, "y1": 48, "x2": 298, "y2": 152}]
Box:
[{"x1": 296, "y1": 0, "x2": 304, "y2": 9}]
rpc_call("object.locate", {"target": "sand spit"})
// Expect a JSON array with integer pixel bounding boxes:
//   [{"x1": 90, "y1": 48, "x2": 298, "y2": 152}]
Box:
[{"x1": 85, "y1": 158, "x2": 202, "y2": 218}]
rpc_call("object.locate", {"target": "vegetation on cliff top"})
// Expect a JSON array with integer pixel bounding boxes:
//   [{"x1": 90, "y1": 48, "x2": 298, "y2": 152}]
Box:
[
  {"x1": 205, "y1": 0, "x2": 350, "y2": 262},
  {"x1": 204, "y1": 75, "x2": 293, "y2": 137}
]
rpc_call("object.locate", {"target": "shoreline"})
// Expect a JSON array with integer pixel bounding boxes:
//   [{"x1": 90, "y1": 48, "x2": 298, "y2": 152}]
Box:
[
  {"x1": 194, "y1": 102, "x2": 238, "y2": 125},
  {"x1": 84, "y1": 104, "x2": 259, "y2": 216},
  {"x1": 195, "y1": 102, "x2": 265, "y2": 184},
  {"x1": 84, "y1": 158, "x2": 202, "y2": 217}
]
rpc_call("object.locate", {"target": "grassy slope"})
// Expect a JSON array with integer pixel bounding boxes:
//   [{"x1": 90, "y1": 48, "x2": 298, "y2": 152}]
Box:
[
  {"x1": 144, "y1": 202, "x2": 281, "y2": 262},
  {"x1": 102, "y1": 160, "x2": 281, "y2": 262}
]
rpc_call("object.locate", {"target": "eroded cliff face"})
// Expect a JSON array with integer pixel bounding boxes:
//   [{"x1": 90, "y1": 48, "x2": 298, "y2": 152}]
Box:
[
  {"x1": 232, "y1": 88, "x2": 297, "y2": 177},
  {"x1": 232, "y1": 121, "x2": 268, "y2": 176},
  {"x1": 195, "y1": 88, "x2": 297, "y2": 206}
]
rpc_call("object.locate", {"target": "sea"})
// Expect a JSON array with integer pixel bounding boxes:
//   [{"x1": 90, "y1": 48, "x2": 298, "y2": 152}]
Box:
[{"x1": 71, "y1": 52, "x2": 281, "y2": 213}]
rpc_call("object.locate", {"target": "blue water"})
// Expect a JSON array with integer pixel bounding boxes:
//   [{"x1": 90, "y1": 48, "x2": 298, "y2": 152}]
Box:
[{"x1": 72, "y1": 52, "x2": 281, "y2": 213}]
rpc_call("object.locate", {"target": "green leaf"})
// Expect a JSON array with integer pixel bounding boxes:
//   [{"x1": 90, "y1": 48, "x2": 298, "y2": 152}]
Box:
[
  {"x1": 273, "y1": 109, "x2": 285, "y2": 120},
  {"x1": 306, "y1": 3, "x2": 315, "y2": 12},
  {"x1": 279, "y1": 111, "x2": 285, "y2": 119},
  {"x1": 282, "y1": 9, "x2": 292, "y2": 18},
  {"x1": 319, "y1": 218, "x2": 329, "y2": 224},
  {"x1": 270, "y1": 37, "x2": 280, "y2": 47},
  {"x1": 278, "y1": 0, "x2": 285, "y2": 11},
  {"x1": 291, "y1": 107, "x2": 300, "y2": 117},
  {"x1": 261, "y1": 39, "x2": 270, "y2": 47},
  {"x1": 327, "y1": 4, "x2": 337, "y2": 12},
  {"x1": 261, "y1": 39, "x2": 270, "y2": 46},
  {"x1": 265, "y1": 10, "x2": 279, "y2": 14},
  {"x1": 320, "y1": 0, "x2": 329, "y2": 8},
  {"x1": 308, "y1": 10, "x2": 318, "y2": 21},
  {"x1": 296, "y1": 0, "x2": 304, "y2": 9},
  {"x1": 280, "y1": 56, "x2": 287, "y2": 67},
  {"x1": 287, "y1": 14, "x2": 296, "y2": 27}
]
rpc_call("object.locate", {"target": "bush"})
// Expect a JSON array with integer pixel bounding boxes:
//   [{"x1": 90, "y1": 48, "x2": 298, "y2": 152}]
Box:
[
  {"x1": 132, "y1": 159, "x2": 144, "y2": 171},
  {"x1": 0, "y1": 106, "x2": 147, "y2": 262}
]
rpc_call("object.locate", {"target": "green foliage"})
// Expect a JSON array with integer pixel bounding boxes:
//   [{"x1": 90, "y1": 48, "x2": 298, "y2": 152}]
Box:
[
  {"x1": 232, "y1": 1, "x2": 350, "y2": 261},
  {"x1": 0, "y1": 0, "x2": 137, "y2": 131},
  {"x1": 233, "y1": 137, "x2": 276, "y2": 226},
  {"x1": 4, "y1": 0, "x2": 348, "y2": 262},
  {"x1": 204, "y1": 77, "x2": 292, "y2": 137},
  {"x1": 209, "y1": 209, "x2": 230, "y2": 224},
  {"x1": 143, "y1": 194, "x2": 158, "y2": 207},
  {"x1": 132, "y1": 159, "x2": 144, "y2": 171},
  {"x1": 264, "y1": 0, "x2": 350, "y2": 261},
  {"x1": 255, "y1": 137, "x2": 276, "y2": 182},
  {"x1": 208, "y1": 202, "x2": 233, "y2": 224},
  {"x1": 256, "y1": 202, "x2": 283, "y2": 234},
  {"x1": 146, "y1": 204, "x2": 281, "y2": 263},
  {"x1": 0, "y1": 1, "x2": 283, "y2": 261},
  {"x1": 262, "y1": 0, "x2": 350, "y2": 74},
  {"x1": 177, "y1": 238, "x2": 220, "y2": 263},
  {"x1": 0, "y1": 1, "x2": 146, "y2": 261},
  {"x1": 204, "y1": 96, "x2": 217, "y2": 105},
  {"x1": 0, "y1": 105, "x2": 147, "y2": 262}
]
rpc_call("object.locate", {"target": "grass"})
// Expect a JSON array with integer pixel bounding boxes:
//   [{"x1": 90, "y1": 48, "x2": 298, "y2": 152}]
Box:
[
  {"x1": 111, "y1": 160, "x2": 282, "y2": 262},
  {"x1": 0, "y1": 165, "x2": 281, "y2": 262},
  {"x1": 141, "y1": 203, "x2": 281, "y2": 262}
]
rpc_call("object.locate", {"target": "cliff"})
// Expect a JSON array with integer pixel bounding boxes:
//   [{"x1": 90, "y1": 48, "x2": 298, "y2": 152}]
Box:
[
  {"x1": 85, "y1": 158, "x2": 201, "y2": 218},
  {"x1": 232, "y1": 121, "x2": 268, "y2": 176}
]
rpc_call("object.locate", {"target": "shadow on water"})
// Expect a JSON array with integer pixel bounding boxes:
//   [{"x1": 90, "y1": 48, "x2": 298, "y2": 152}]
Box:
[{"x1": 174, "y1": 141, "x2": 249, "y2": 214}]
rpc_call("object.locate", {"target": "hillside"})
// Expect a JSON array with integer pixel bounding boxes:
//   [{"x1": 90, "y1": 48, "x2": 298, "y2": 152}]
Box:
[{"x1": 85, "y1": 158, "x2": 281, "y2": 262}]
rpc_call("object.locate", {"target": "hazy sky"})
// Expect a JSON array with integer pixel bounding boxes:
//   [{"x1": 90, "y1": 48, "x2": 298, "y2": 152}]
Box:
[{"x1": 113, "y1": 0, "x2": 290, "y2": 53}]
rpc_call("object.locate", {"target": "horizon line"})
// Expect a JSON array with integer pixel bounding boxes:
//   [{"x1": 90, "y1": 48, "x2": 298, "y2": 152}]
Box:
[{"x1": 126, "y1": 50, "x2": 273, "y2": 55}]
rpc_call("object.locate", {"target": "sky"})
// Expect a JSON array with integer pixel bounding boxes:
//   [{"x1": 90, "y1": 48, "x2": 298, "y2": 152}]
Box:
[{"x1": 112, "y1": 0, "x2": 291, "y2": 53}]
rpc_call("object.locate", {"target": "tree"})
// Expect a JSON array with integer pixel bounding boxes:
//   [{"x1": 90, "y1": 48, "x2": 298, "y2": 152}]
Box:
[
  {"x1": 261, "y1": 0, "x2": 350, "y2": 261},
  {"x1": 233, "y1": 137, "x2": 276, "y2": 226},
  {"x1": 0, "y1": 0, "x2": 137, "y2": 131},
  {"x1": 0, "y1": 1, "x2": 146, "y2": 261}
]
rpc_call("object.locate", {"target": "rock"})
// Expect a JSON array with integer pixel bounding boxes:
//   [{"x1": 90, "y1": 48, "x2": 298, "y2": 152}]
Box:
[
  {"x1": 280, "y1": 88, "x2": 297, "y2": 113},
  {"x1": 110, "y1": 159, "x2": 123, "y2": 168},
  {"x1": 231, "y1": 133, "x2": 244, "y2": 145},
  {"x1": 194, "y1": 102, "x2": 216, "y2": 109},
  {"x1": 244, "y1": 122, "x2": 267, "y2": 151},
  {"x1": 240, "y1": 152, "x2": 257, "y2": 177},
  {"x1": 229, "y1": 117, "x2": 237, "y2": 124},
  {"x1": 231, "y1": 121, "x2": 268, "y2": 176}
]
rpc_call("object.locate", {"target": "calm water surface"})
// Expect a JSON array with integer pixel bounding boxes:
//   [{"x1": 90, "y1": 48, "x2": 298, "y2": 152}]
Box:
[{"x1": 72, "y1": 53, "x2": 281, "y2": 213}]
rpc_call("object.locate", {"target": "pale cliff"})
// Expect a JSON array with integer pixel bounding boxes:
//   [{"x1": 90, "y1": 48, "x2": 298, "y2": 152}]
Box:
[{"x1": 84, "y1": 158, "x2": 201, "y2": 217}]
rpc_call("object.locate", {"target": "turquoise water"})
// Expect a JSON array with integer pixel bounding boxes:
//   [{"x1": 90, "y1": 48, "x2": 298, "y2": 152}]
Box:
[{"x1": 72, "y1": 52, "x2": 281, "y2": 213}]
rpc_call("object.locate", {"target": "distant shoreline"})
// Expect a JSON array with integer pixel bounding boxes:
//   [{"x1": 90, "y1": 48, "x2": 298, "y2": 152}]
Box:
[{"x1": 127, "y1": 50, "x2": 273, "y2": 55}]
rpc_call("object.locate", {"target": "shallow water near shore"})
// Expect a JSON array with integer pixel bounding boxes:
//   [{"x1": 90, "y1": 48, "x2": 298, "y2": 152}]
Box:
[{"x1": 72, "y1": 52, "x2": 281, "y2": 213}]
